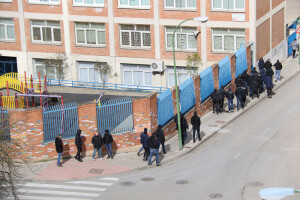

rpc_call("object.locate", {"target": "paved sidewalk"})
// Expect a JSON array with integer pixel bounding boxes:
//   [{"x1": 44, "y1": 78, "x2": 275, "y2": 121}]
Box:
[{"x1": 16, "y1": 57, "x2": 300, "y2": 182}]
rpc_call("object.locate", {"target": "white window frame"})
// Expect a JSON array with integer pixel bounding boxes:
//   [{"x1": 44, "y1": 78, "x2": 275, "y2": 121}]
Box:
[
  {"x1": 121, "y1": 64, "x2": 152, "y2": 86},
  {"x1": 73, "y1": 0, "x2": 104, "y2": 7},
  {"x1": 119, "y1": 24, "x2": 151, "y2": 49},
  {"x1": 77, "y1": 62, "x2": 105, "y2": 83},
  {"x1": 27, "y1": 0, "x2": 60, "y2": 5},
  {"x1": 167, "y1": 67, "x2": 193, "y2": 88},
  {"x1": 212, "y1": 28, "x2": 245, "y2": 53},
  {"x1": 30, "y1": 20, "x2": 61, "y2": 44},
  {"x1": 165, "y1": 26, "x2": 197, "y2": 51},
  {"x1": 164, "y1": 0, "x2": 197, "y2": 10},
  {"x1": 0, "y1": 0, "x2": 13, "y2": 2},
  {"x1": 0, "y1": 18, "x2": 15, "y2": 42},
  {"x1": 33, "y1": 59, "x2": 59, "y2": 80},
  {"x1": 211, "y1": 0, "x2": 245, "y2": 11},
  {"x1": 118, "y1": 0, "x2": 150, "y2": 9},
  {"x1": 75, "y1": 22, "x2": 106, "y2": 46}
]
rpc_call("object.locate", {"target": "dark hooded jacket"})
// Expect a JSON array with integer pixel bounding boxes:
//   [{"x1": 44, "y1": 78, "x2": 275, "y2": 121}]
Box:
[
  {"x1": 140, "y1": 128, "x2": 150, "y2": 148},
  {"x1": 75, "y1": 129, "x2": 82, "y2": 148},
  {"x1": 156, "y1": 125, "x2": 165, "y2": 143},
  {"x1": 274, "y1": 61, "x2": 282, "y2": 70},
  {"x1": 191, "y1": 113, "x2": 201, "y2": 128},
  {"x1": 235, "y1": 87, "x2": 244, "y2": 99},
  {"x1": 264, "y1": 76, "x2": 273, "y2": 89},
  {"x1": 92, "y1": 134, "x2": 103, "y2": 149},
  {"x1": 226, "y1": 87, "x2": 234, "y2": 100},
  {"x1": 211, "y1": 89, "x2": 217, "y2": 102},
  {"x1": 149, "y1": 133, "x2": 159, "y2": 149},
  {"x1": 180, "y1": 114, "x2": 189, "y2": 132},
  {"x1": 264, "y1": 60, "x2": 272, "y2": 70},
  {"x1": 103, "y1": 131, "x2": 113, "y2": 144},
  {"x1": 266, "y1": 67, "x2": 274, "y2": 77},
  {"x1": 235, "y1": 75, "x2": 243, "y2": 87},
  {"x1": 258, "y1": 59, "x2": 264, "y2": 71},
  {"x1": 55, "y1": 136, "x2": 63, "y2": 153}
]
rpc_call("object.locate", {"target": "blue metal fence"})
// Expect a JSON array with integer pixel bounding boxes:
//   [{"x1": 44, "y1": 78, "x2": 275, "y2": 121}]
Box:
[
  {"x1": 200, "y1": 67, "x2": 214, "y2": 102},
  {"x1": 0, "y1": 109, "x2": 10, "y2": 140},
  {"x1": 43, "y1": 102, "x2": 78, "y2": 142},
  {"x1": 235, "y1": 46, "x2": 248, "y2": 77},
  {"x1": 157, "y1": 90, "x2": 174, "y2": 126},
  {"x1": 97, "y1": 97, "x2": 133, "y2": 135},
  {"x1": 218, "y1": 56, "x2": 232, "y2": 88},
  {"x1": 179, "y1": 78, "x2": 196, "y2": 114},
  {"x1": 288, "y1": 31, "x2": 297, "y2": 57}
]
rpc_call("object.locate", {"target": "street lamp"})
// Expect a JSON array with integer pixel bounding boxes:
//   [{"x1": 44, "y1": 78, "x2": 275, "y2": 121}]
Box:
[{"x1": 172, "y1": 16, "x2": 208, "y2": 150}]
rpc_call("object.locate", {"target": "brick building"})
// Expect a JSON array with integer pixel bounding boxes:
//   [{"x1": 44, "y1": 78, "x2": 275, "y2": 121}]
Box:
[{"x1": 0, "y1": 0, "x2": 286, "y2": 88}]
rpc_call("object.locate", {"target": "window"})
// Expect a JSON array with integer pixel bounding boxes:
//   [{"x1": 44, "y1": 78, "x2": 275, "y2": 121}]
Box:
[
  {"x1": 73, "y1": 0, "x2": 104, "y2": 7},
  {"x1": 122, "y1": 64, "x2": 152, "y2": 86},
  {"x1": 75, "y1": 22, "x2": 105, "y2": 46},
  {"x1": 167, "y1": 67, "x2": 193, "y2": 88},
  {"x1": 28, "y1": 0, "x2": 59, "y2": 5},
  {"x1": 165, "y1": 26, "x2": 197, "y2": 51},
  {"x1": 211, "y1": 0, "x2": 245, "y2": 10},
  {"x1": 77, "y1": 62, "x2": 108, "y2": 83},
  {"x1": 31, "y1": 20, "x2": 61, "y2": 44},
  {"x1": 165, "y1": 0, "x2": 196, "y2": 9},
  {"x1": 34, "y1": 59, "x2": 61, "y2": 80},
  {"x1": 0, "y1": 18, "x2": 15, "y2": 41},
  {"x1": 120, "y1": 24, "x2": 151, "y2": 48},
  {"x1": 119, "y1": 0, "x2": 150, "y2": 8},
  {"x1": 212, "y1": 29, "x2": 245, "y2": 52}
]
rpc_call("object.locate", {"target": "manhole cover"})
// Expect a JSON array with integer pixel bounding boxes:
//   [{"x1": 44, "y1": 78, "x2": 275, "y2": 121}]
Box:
[
  {"x1": 141, "y1": 177, "x2": 154, "y2": 182},
  {"x1": 216, "y1": 121, "x2": 226, "y2": 124},
  {"x1": 119, "y1": 181, "x2": 135, "y2": 186},
  {"x1": 176, "y1": 180, "x2": 189, "y2": 184},
  {"x1": 247, "y1": 182, "x2": 263, "y2": 187},
  {"x1": 209, "y1": 193, "x2": 223, "y2": 198},
  {"x1": 88, "y1": 168, "x2": 103, "y2": 175},
  {"x1": 208, "y1": 125, "x2": 218, "y2": 127}
]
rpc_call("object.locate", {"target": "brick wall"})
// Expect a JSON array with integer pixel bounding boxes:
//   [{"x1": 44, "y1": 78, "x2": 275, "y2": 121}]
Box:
[
  {"x1": 256, "y1": 19, "x2": 270, "y2": 60},
  {"x1": 211, "y1": 63, "x2": 219, "y2": 90},
  {"x1": 256, "y1": 0, "x2": 270, "y2": 20},
  {"x1": 272, "y1": 0, "x2": 284, "y2": 9},
  {"x1": 272, "y1": 8, "x2": 285, "y2": 48},
  {"x1": 246, "y1": 44, "x2": 252, "y2": 72},
  {"x1": 0, "y1": 0, "x2": 18, "y2": 12},
  {"x1": 229, "y1": 53, "x2": 236, "y2": 90},
  {"x1": 68, "y1": 0, "x2": 108, "y2": 16},
  {"x1": 23, "y1": 0, "x2": 62, "y2": 14}
]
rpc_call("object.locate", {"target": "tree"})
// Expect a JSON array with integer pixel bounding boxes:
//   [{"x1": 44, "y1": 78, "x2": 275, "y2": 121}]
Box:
[
  {"x1": 94, "y1": 62, "x2": 117, "y2": 88},
  {"x1": 186, "y1": 53, "x2": 202, "y2": 75},
  {"x1": 44, "y1": 53, "x2": 70, "y2": 85}
]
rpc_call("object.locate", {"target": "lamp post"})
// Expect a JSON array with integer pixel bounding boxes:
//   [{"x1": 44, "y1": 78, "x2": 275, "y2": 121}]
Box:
[{"x1": 172, "y1": 16, "x2": 208, "y2": 150}]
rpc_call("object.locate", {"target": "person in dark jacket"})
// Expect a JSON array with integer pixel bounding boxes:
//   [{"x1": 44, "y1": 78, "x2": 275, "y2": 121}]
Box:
[
  {"x1": 250, "y1": 69, "x2": 260, "y2": 99},
  {"x1": 148, "y1": 132, "x2": 161, "y2": 166},
  {"x1": 258, "y1": 57, "x2": 264, "y2": 73},
  {"x1": 75, "y1": 129, "x2": 83, "y2": 162},
  {"x1": 266, "y1": 65, "x2": 274, "y2": 77},
  {"x1": 264, "y1": 75, "x2": 273, "y2": 98},
  {"x1": 91, "y1": 132, "x2": 103, "y2": 160},
  {"x1": 241, "y1": 82, "x2": 248, "y2": 104},
  {"x1": 180, "y1": 114, "x2": 188, "y2": 146},
  {"x1": 219, "y1": 86, "x2": 226, "y2": 109},
  {"x1": 235, "y1": 86, "x2": 244, "y2": 111},
  {"x1": 137, "y1": 130, "x2": 144, "y2": 156},
  {"x1": 273, "y1": 60, "x2": 282, "y2": 81},
  {"x1": 103, "y1": 129, "x2": 114, "y2": 159},
  {"x1": 55, "y1": 134, "x2": 63, "y2": 167},
  {"x1": 156, "y1": 125, "x2": 166, "y2": 154},
  {"x1": 211, "y1": 89, "x2": 217, "y2": 113},
  {"x1": 225, "y1": 87, "x2": 234, "y2": 112},
  {"x1": 174, "y1": 113, "x2": 180, "y2": 130},
  {"x1": 191, "y1": 111, "x2": 201, "y2": 143},
  {"x1": 214, "y1": 90, "x2": 223, "y2": 114},
  {"x1": 140, "y1": 128, "x2": 150, "y2": 161},
  {"x1": 263, "y1": 59, "x2": 272, "y2": 70},
  {"x1": 235, "y1": 75, "x2": 243, "y2": 88},
  {"x1": 258, "y1": 73, "x2": 265, "y2": 93}
]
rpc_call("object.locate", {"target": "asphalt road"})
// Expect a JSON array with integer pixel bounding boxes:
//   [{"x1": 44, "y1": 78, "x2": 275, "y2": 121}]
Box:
[
  {"x1": 287, "y1": 0, "x2": 300, "y2": 24},
  {"x1": 99, "y1": 73, "x2": 300, "y2": 200}
]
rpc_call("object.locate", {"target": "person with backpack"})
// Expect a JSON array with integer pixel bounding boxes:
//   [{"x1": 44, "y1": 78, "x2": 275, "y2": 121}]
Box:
[
  {"x1": 191, "y1": 111, "x2": 201, "y2": 143},
  {"x1": 140, "y1": 128, "x2": 150, "y2": 161},
  {"x1": 156, "y1": 125, "x2": 166, "y2": 154},
  {"x1": 91, "y1": 132, "x2": 103, "y2": 160},
  {"x1": 75, "y1": 129, "x2": 83, "y2": 162},
  {"x1": 103, "y1": 129, "x2": 114, "y2": 159},
  {"x1": 273, "y1": 60, "x2": 282, "y2": 81},
  {"x1": 148, "y1": 132, "x2": 161, "y2": 166},
  {"x1": 55, "y1": 134, "x2": 63, "y2": 167},
  {"x1": 225, "y1": 87, "x2": 234, "y2": 112}
]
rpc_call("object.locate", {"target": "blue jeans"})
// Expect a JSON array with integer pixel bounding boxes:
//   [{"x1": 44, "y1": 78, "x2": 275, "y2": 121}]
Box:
[
  {"x1": 92, "y1": 147, "x2": 102, "y2": 158},
  {"x1": 138, "y1": 146, "x2": 144, "y2": 153},
  {"x1": 105, "y1": 144, "x2": 113, "y2": 157},
  {"x1": 228, "y1": 99, "x2": 233, "y2": 111},
  {"x1": 148, "y1": 148, "x2": 159, "y2": 164},
  {"x1": 192, "y1": 127, "x2": 200, "y2": 143},
  {"x1": 237, "y1": 98, "x2": 244, "y2": 110},
  {"x1": 275, "y1": 70, "x2": 281, "y2": 80},
  {"x1": 57, "y1": 153, "x2": 62, "y2": 166}
]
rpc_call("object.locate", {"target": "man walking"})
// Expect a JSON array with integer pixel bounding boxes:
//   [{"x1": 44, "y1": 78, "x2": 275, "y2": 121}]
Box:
[
  {"x1": 191, "y1": 111, "x2": 201, "y2": 143},
  {"x1": 148, "y1": 132, "x2": 161, "y2": 166},
  {"x1": 75, "y1": 129, "x2": 83, "y2": 162},
  {"x1": 55, "y1": 134, "x2": 63, "y2": 167},
  {"x1": 91, "y1": 132, "x2": 103, "y2": 160},
  {"x1": 140, "y1": 128, "x2": 150, "y2": 161},
  {"x1": 290, "y1": 39, "x2": 299, "y2": 58},
  {"x1": 273, "y1": 60, "x2": 282, "y2": 82},
  {"x1": 225, "y1": 87, "x2": 234, "y2": 112},
  {"x1": 103, "y1": 129, "x2": 114, "y2": 159},
  {"x1": 156, "y1": 125, "x2": 166, "y2": 154}
]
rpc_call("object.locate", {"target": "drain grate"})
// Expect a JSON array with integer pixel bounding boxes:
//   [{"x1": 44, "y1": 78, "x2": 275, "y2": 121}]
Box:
[{"x1": 88, "y1": 168, "x2": 104, "y2": 175}]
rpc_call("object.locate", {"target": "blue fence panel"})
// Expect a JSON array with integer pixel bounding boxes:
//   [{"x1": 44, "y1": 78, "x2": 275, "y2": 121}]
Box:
[
  {"x1": 218, "y1": 56, "x2": 232, "y2": 88},
  {"x1": 200, "y1": 67, "x2": 214, "y2": 102},
  {"x1": 235, "y1": 46, "x2": 248, "y2": 77},
  {"x1": 179, "y1": 78, "x2": 196, "y2": 114},
  {"x1": 0, "y1": 109, "x2": 10, "y2": 140},
  {"x1": 157, "y1": 90, "x2": 174, "y2": 126},
  {"x1": 97, "y1": 97, "x2": 133, "y2": 135},
  {"x1": 43, "y1": 102, "x2": 78, "y2": 142},
  {"x1": 288, "y1": 31, "x2": 297, "y2": 57}
]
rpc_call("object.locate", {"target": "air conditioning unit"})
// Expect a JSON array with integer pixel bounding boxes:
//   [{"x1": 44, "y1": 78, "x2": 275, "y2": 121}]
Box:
[{"x1": 151, "y1": 61, "x2": 164, "y2": 72}]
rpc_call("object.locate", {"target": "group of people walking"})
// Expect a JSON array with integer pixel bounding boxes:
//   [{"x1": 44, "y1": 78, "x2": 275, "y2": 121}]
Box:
[{"x1": 55, "y1": 129, "x2": 114, "y2": 167}]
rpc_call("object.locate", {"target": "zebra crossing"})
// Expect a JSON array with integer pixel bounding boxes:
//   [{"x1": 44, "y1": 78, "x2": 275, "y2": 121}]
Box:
[{"x1": 6, "y1": 177, "x2": 119, "y2": 200}]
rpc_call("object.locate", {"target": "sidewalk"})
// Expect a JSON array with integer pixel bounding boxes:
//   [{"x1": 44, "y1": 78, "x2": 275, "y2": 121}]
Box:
[{"x1": 16, "y1": 57, "x2": 300, "y2": 182}]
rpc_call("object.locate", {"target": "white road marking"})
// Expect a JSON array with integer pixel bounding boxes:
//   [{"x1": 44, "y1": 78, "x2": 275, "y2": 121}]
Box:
[
  {"x1": 67, "y1": 181, "x2": 113, "y2": 186},
  {"x1": 233, "y1": 152, "x2": 241, "y2": 160},
  {"x1": 17, "y1": 189, "x2": 99, "y2": 197},
  {"x1": 22, "y1": 183, "x2": 106, "y2": 192},
  {"x1": 259, "y1": 128, "x2": 271, "y2": 137},
  {"x1": 100, "y1": 177, "x2": 119, "y2": 181},
  {"x1": 7, "y1": 196, "x2": 92, "y2": 200}
]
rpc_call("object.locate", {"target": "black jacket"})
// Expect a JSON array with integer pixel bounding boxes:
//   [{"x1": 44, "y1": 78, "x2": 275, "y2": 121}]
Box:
[
  {"x1": 266, "y1": 67, "x2": 274, "y2": 77},
  {"x1": 92, "y1": 134, "x2": 103, "y2": 149},
  {"x1": 103, "y1": 132, "x2": 113, "y2": 144},
  {"x1": 149, "y1": 134, "x2": 159, "y2": 149},
  {"x1": 140, "y1": 132, "x2": 150, "y2": 148},
  {"x1": 55, "y1": 137, "x2": 63, "y2": 153},
  {"x1": 75, "y1": 129, "x2": 82, "y2": 148},
  {"x1": 191, "y1": 114, "x2": 201, "y2": 128},
  {"x1": 180, "y1": 117, "x2": 189, "y2": 132},
  {"x1": 258, "y1": 60, "x2": 264, "y2": 70},
  {"x1": 235, "y1": 87, "x2": 243, "y2": 99},
  {"x1": 264, "y1": 61, "x2": 272, "y2": 69},
  {"x1": 226, "y1": 90, "x2": 234, "y2": 100},
  {"x1": 156, "y1": 127, "x2": 165, "y2": 143},
  {"x1": 274, "y1": 61, "x2": 282, "y2": 70},
  {"x1": 235, "y1": 76, "x2": 243, "y2": 87}
]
